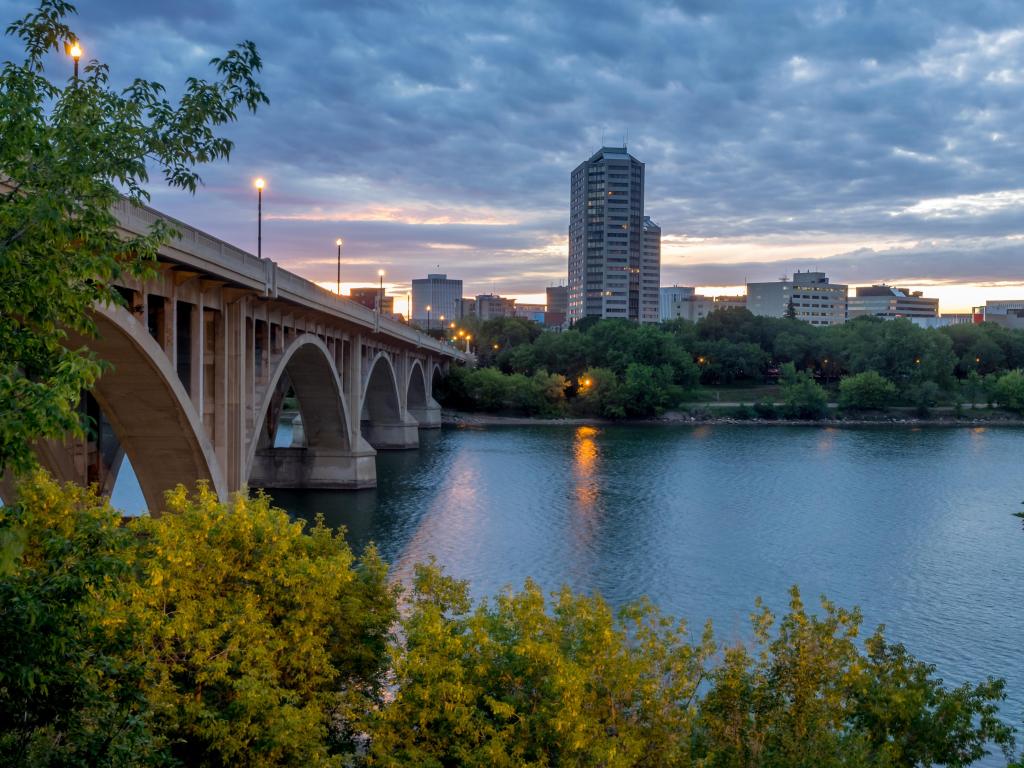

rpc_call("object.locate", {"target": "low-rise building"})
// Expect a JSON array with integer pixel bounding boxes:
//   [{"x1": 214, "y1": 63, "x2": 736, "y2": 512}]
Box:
[
  {"x1": 659, "y1": 286, "x2": 746, "y2": 322},
  {"x1": 476, "y1": 293, "x2": 517, "y2": 320},
  {"x1": 848, "y1": 285, "x2": 938, "y2": 320},
  {"x1": 973, "y1": 300, "x2": 1024, "y2": 329},
  {"x1": 545, "y1": 286, "x2": 568, "y2": 327},
  {"x1": 348, "y1": 287, "x2": 393, "y2": 315},
  {"x1": 747, "y1": 271, "x2": 847, "y2": 326},
  {"x1": 514, "y1": 303, "x2": 547, "y2": 324}
]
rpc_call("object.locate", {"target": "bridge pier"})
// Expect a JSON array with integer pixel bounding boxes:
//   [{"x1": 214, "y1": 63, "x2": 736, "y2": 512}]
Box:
[
  {"x1": 408, "y1": 398, "x2": 443, "y2": 429},
  {"x1": 361, "y1": 416, "x2": 420, "y2": 449},
  {"x1": 249, "y1": 444, "x2": 377, "y2": 490}
]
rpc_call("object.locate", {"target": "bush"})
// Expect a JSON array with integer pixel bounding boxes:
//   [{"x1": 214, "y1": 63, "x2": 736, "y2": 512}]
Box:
[
  {"x1": 782, "y1": 372, "x2": 830, "y2": 419},
  {"x1": 730, "y1": 403, "x2": 756, "y2": 420},
  {"x1": 754, "y1": 398, "x2": 779, "y2": 419},
  {"x1": 993, "y1": 370, "x2": 1024, "y2": 413},
  {"x1": 838, "y1": 370, "x2": 898, "y2": 411},
  {"x1": 907, "y1": 380, "x2": 941, "y2": 417},
  {"x1": 371, "y1": 566, "x2": 1017, "y2": 767},
  {"x1": 1, "y1": 474, "x2": 397, "y2": 766}
]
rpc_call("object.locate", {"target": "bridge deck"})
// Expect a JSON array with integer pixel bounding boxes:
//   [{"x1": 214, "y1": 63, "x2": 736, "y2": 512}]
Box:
[{"x1": 112, "y1": 198, "x2": 469, "y2": 362}]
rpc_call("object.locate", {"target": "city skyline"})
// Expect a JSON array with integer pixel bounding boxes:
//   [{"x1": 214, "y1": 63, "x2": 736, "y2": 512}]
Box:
[{"x1": 5, "y1": 0, "x2": 1024, "y2": 312}]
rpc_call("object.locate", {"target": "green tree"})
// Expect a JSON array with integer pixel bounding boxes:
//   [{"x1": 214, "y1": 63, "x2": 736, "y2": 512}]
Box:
[
  {"x1": 992, "y1": 370, "x2": 1024, "y2": 413},
  {"x1": 838, "y1": 371, "x2": 898, "y2": 411},
  {"x1": 370, "y1": 563, "x2": 715, "y2": 767},
  {"x1": 0, "y1": 0, "x2": 268, "y2": 475},
  {"x1": 576, "y1": 366, "x2": 626, "y2": 418},
  {"x1": 781, "y1": 370, "x2": 830, "y2": 419},
  {"x1": 0, "y1": 472, "x2": 158, "y2": 766},
  {"x1": 123, "y1": 485, "x2": 397, "y2": 766}
]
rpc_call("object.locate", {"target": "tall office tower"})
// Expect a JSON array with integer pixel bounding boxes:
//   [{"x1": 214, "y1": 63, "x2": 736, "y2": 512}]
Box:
[
  {"x1": 641, "y1": 216, "x2": 661, "y2": 323},
  {"x1": 411, "y1": 273, "x2": 462, "y2": 325},
  {"x1": 568, "y1": 146, "x2": 657, "y2": 324}
]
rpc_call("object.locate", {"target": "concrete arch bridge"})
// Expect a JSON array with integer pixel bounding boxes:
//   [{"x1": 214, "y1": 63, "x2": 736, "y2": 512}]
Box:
[{"x1": 5, "y1": 198, "x2": 469, "y2": 512}]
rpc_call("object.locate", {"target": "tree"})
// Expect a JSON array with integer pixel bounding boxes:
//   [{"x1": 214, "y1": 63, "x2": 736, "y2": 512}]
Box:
[
  {"x1": 0, "y1": 1, "x2": 268, "y2": 475},
  {"x1": 576, "y1": 367, "x2": 625, "y2": 418},
  {"x1": 121, "y1": 485, "x2": 397, "y2": 766},
  {"x1": 992, "y1": 370, "x2": 1024, "y2": 414},
  {"x1": 781, "y1": 370, "x2": 830, "y2": 419},
  {"x1": 0, "y1": 472, "x2": 158, "y2": 766},
  {"x1": 838, "y1": 371, "x2": 898, "y2": 411}
]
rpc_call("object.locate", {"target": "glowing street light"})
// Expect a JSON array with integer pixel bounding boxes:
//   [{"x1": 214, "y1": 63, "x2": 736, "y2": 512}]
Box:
[
  {"x1": 253, "y1": 178, "x2": 266, "y2": 259},
  {"x1": 68, "y1": 40, "x2": 81, "y2": 80},
  {"x1": 335, "y1": 238, "x2": 343, "y2": 295},
  {"x1": 426, "y1": 304, "x2": 432, "y2": 332}
]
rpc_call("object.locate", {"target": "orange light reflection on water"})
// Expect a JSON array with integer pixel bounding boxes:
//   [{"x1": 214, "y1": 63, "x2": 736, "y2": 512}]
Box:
[{"x1": 572, "y1": 426, "x2": 602, "y2": 549}]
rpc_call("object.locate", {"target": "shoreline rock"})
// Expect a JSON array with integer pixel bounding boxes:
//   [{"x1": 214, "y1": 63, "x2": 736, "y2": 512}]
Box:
[{"x1": 442, "y1": 410, "x2": 1024, "y2": 429}]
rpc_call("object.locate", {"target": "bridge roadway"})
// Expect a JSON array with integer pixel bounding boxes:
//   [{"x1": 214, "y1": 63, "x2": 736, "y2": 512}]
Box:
[{"x1": 8, "y1": 197, "x2": 470, "y2": 513}]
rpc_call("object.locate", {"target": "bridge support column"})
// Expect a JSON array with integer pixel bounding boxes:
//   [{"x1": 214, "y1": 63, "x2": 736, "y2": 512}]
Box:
[
  {"x1": 248, "y1": 446, "x2": 377, "y2": 490},
  {"x1": 408, "y1": 397, "x2": 442, "y2": 429},
  {"x1": 361, "y1": 417, "x2": 420, "y2": 449}
]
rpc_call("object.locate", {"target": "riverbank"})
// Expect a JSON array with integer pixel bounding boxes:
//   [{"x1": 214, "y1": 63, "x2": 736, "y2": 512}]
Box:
[{"x1": 443, "y1": 408, "x2": 1024, "y2": 428}]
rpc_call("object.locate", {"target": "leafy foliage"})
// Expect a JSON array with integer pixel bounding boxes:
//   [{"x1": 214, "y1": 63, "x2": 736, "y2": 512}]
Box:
[
  {"x1": 1, "y1": 475, "x2": 1019, "y2": 766},
  {"x1": 838, "y1": 371, "x2": 899, "y2": 411},
  {"x1": 0, "y1": 471, "x2": 157, "y2": 766},
  {"x1": 781, "y1": 365, "x2": 830, "y2": 419},
  {"x1": 0, "y1": 0, "x2": 267, "y2": 475},
  {"x1": 992, "y1": 370, "x2": 1024, "y2": 414}
]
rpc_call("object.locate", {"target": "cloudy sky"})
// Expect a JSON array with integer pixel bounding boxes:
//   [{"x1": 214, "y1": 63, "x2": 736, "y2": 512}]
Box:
[{"x1": 6, "y1": 0, "x2": 1024, "y2": 312}]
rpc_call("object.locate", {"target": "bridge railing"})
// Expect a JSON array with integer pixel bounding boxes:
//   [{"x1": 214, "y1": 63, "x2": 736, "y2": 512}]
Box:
[{"x1": 112, "y1": 198, "x2": 467, "y2": 361}]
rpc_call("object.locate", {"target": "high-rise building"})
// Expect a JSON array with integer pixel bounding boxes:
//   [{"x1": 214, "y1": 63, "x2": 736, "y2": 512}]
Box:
[
  {"x1": 411, "y1": 273, "x2": 462, "y2": 324},
  {"x1": 568, "y1": 146, "x2": 658, "y2": 324},
  {"x1": 747, "y1": 271, "x2": 847, "y2": 326},
  {"x1": 641, "y1": 217, "x2": 661, "y2": 323},
  {"x1": 848, "y1": 285, "x2": 938, "y2": 320}
]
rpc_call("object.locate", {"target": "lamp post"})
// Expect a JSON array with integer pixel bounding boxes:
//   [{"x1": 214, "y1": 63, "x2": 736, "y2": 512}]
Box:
[
  {"x1": 335, "y1": 238, "x2": 343, "y2": 295},
  {"x1": 254, "y1": 178, "x2": 265, "y2": 259},
  {"x1": 465, "y1": 333, "x2": 472, "y2": 353},
  {"x1": 426, "y1": 305, "x2": 432, "y2": 333},
  {"x1": 377, "y1": 269, "x2": 385, "y2": 313},
  {"x1": 69, "y1": 41, "x2": 82, "y2": 80}
]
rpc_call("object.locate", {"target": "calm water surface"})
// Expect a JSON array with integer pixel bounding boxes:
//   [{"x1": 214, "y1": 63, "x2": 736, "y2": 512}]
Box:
[{"x1": 271, "y1": 424, "x2": 1024, "y2": 756}]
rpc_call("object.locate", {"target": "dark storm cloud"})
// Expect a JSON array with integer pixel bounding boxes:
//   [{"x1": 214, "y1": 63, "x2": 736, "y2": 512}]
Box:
[{"x1": 3, "y1": 0, "x2": 1024, "y2": 292}]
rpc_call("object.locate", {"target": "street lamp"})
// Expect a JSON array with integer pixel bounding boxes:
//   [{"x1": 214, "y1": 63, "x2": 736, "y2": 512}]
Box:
[
  {"x1": 254, "y1": 178, "x2": 265, "y2": 259},
  {"x1": 335, "y1": 238, "x2": 343, "y2": 295},
  {"x1": 377, "y1": 269, "x2": 385, "y2": 313},
  {"x1": 68, "y1": 41, "x2": 81, "y2": 80},
  {"x1": 426, "y1": 305, "x2": 432, "y2": 332},
  {"x1": 465, "y1": 333, "x2": 472, "y2": 353}
]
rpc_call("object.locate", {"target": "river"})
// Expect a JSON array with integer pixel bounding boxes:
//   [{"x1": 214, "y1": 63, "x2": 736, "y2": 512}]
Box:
[{"x1": 117, "y1": 423, "x2": 1024, "y2": 758}]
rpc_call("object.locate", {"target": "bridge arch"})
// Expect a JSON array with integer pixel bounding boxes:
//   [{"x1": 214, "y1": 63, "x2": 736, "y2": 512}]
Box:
[
  {"x1": 361, "y1": 352, "x2": 418, "y2": 448},
  {"x1": 247, "y1": 334, "x2": 352, "y2": 480},
  {"x1": 72, "y1": 305, "x2": 225, "y2": 513},
  {"x1": 407, "y1": 359, "x2": 428, "y2": 413}
]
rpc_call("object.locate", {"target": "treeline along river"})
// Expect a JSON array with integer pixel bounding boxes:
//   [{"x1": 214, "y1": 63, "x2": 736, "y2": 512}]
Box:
[{"x1": 118, "y1": 423, "x2": 1024, "y2": 762}]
